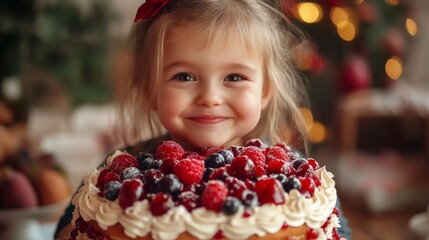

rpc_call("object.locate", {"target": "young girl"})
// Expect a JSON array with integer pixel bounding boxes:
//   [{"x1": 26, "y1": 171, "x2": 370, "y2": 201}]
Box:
[{"x1": 55, "y1": 0, "x2": 351, "y2": 239}]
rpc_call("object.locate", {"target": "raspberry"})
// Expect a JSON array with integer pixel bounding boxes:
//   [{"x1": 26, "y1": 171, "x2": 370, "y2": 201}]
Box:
[
  {"x1": 110, "y1": 153, "x2": 138, "y2": 174},
  {"x1": 198, "y1": 146, "x2": 225, "y2": 157},
  {"x1": 265, "y1": 146, "x2": 289, "y2": 163},
  {"x1": 245, "y1": 138, "x2": 267, "y2": 149},
  {"x1": 118, "y1": 179, "x2": 145, "y2": 209},
  {"x1": 227, "y1": 146, "x2": 244, "y2": 157},
  {"x1": 299, "y1": 177, "x2": 316, "y2": 197},
  {"x1": 150, "y1": 193, "x2": 175, "y2": 216},
  {"x1": 267, "y1": 160, "x2": 296, "y2": 177},
  {"x1": 159, "y1": 158, "x2": 178, "y2": 174},
  {"x1": 209, "y1": 167, "x2": 230, "y2": 182},
  {"x1": 255, "y1": 166, "x2": 266, "y2": 178},
  {"x1": 307, "y1": 158, "x2": 320, "y2": 170},
  {"x1": 173, "y1": 158, "x2": 205, "y2": 185},
  {"x1": 229, "y1": 156, "x2": 255, "y2": 180},
  {"x1": 202, "y1": 180, "x2": 228, "y2": 212},
  {"x1": 155, "y1": 141, "x2": 185, "y2": 160},
  {"x1": 239, "y1": 146, "x2": 266, "y2": 169},
  {"x1": 274, "y1": 142, "x2": 292, "y2": 152},
  {"x1": 96, "y1": 169, "x2": 120, "y2": 191},
  {"x1": 306, "y1": 229, "x2": 319, "y2": 240},
  {"x1": 178, "y1": 191, "x2": 201, "y2": 211},
  {"x1": 296, "y1": 163, "x2": 313, "y2": 177},
  {"x1": 255, "y1": 178, "x2": 285, "y2": 205}
]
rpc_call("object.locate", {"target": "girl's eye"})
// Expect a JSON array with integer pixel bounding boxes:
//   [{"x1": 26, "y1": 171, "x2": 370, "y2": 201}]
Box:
[
  {"x1": 225, "y1": 74, "x2": 245, "y2": 82},
  {"x1": 172, "y1": 73, "x2": 195, "y2": 81}
]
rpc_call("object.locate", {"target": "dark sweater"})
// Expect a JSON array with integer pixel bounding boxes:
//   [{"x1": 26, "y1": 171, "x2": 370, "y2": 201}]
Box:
[{"x1": 55, "y1": 135, "x2": 351, "y2": 239}]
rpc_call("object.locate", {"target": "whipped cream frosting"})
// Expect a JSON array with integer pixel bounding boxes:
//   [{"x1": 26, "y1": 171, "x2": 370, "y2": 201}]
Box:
[{"x1": 72, "y1": 152, "x2": 339, "y2": 240}]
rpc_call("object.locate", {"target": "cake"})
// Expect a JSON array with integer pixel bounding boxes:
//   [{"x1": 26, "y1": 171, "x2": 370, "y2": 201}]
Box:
[{"x1": 69, "y1": 139, "x2": 341, "y2": 240}]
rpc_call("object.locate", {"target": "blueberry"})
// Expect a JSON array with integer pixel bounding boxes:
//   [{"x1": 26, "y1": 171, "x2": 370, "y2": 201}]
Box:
[
  {"x1": 218, "y1": 150, "x2": 234, "y2": 164},
  {"x1": 282, "y1": 177, "x2": 301, "y2": 193},
  {"x1": 241, "y1": 189, "x2": 258, "y2": 208},
  {"x1": 103, "y1": 181, "x2": 122, "y2": 201},
  {"x1": 203, "y1": 168, "x2": 215, "y2": 182},
  {"x1": 292, "y1": 158, "x2": 308, "y2": 170},
  {"x1": 147, "y1": 159, "x2": 162, "y2": 170},
  {"x1": 222, "y1": 196, "x2": 241, "y2": 215},
  {"x1": 205, "y1": 153, "x2": 225, "y2": 168},
  {"x1": 136, "y1": 153, "x2": 155, "y2": 170},
  {"x1": 121, "y1": 167, "x2": 141, "y2": 180},
  {"x1": 143, "y1": 169, "x2": 164, "y2": 193},
  {"x1": 271, "y1": 173, "x2": 287, "y2": 185},
  {"x1": 158, "y1": 174, "x2": 182, "y2": 196}
]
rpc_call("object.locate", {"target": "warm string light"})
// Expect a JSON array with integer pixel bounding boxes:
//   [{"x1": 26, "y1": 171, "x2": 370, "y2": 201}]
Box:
[
  {"x1": 299, "y1": 108, "x2": 328, "y2": 144},
  {"x1": 385, "y1": 0, "x2": 399, "y2": 6},
  {"x1": 297, "y1": 2, "x2": 323, "y2": 24},
  {"x1": 406, "y1": 18, "x2": 417, "y2": 36},
  {"x1": 385, "y1": 56, "x2": 402, "y2": 80},
  {"x1": 330, "y1": 7, "x2": 358, "y2": 41}
]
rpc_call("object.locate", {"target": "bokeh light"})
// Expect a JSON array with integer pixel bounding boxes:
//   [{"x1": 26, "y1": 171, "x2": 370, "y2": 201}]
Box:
[
  {"x1": 385, "y1": 56, "x2": 402, "y2": 80},
  {"x1": 337, "y1": 21, "x2": 357, "y2": 41},
  {"x1": 309, "y1": 121, "x2": 328, "y2": 143},
  {"x1": 297, "y1": 2, "x2": 323, "y2": 24},
  {"x1": 406, "y1": 18, "x2": 418, "y2": 36}
]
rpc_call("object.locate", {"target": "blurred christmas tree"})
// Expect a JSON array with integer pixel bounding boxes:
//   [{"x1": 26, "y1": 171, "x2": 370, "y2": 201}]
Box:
[
  {"x1": 0, "y1": 0, "x2": 118, "y2": 110},
  {"x1": 284, "y1": 0, "x2": 418, "y2": 145}
]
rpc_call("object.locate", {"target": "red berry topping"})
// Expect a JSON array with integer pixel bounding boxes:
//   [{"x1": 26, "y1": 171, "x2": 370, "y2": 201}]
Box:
[
  {"x1": 245, "y1": 138, "x2": 267, "y2": 149},
  {"x1": 119, "y1": 179, "x2": 144, "y2": 209},
  {"x1": 307, "y1": 158, "x2": 319, "y2": 170},
  {"x1": 229, "y1": 156, "x2": 255, "y2": 180},
  {"x1": 296, "y1": 163, "x2": 314, "y2": 177},
  {"x1": 299, "y1": 177, "x2": 316, "y2": 197},
  {"x1": 255, "y1": 178, "x2": 285, "y2": 205},
  {"x1": 198, "y1": 146, "x2": 225, "y2": 157},
  {"x1": 159, "y1": 158, "x2": 178, "y2": 174},
  {"x1": 96, "y1": 169, "x2": 120, "y2": 191},
  {"x1": 178, "y1": 191, "x2": 201, "y2": 211},
  {"x1": 306, "y1": 229, "x2": 319, "y2": 240},
  {"x1": 156, "y1": 141, "x2": 185, "y2": 160},
  {"x1": 265, "y1": 146, "x2": 289, "y2": 163},
  {"x1": 239, "y1": 146, "x2": 266, "y2": 169},
  {"x1": 110, "y1": 153, "x2": 138, "y2": 174},
  {"x1": 173, "y1": 158, "x2": 205, "y2": 185},
  {"x1": 150, "y1": 193, "x2": 175, "y2": 216},
  {"x1": 274, "y1": 142, "x2": 292, "y2": 152},
  {"x1": 209, "y1": 167, "x2": 230, "y2": 182},
  {"x1": 255, "y1": 166, "x2": 266, "y2": 178},
  {"x1": 202, "y1": 180, "x2": 228, "y2": 212}
]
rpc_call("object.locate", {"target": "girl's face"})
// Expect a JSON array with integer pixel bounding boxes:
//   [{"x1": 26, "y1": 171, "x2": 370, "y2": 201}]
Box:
[{"x1": 156, "y1": 26, "x2": 271, "y2": 149}]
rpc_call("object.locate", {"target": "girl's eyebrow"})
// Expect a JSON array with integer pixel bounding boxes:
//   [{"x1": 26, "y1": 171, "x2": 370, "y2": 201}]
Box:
[
  {"x1": 163, "y1": 61, "x2": 196, "y2": 71},
  {"x1": 163, "y1": 61, "x2": 256, "y2": 73}
]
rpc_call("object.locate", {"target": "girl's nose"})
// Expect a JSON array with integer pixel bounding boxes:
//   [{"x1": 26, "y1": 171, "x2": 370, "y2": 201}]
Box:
[{"x1": 195, "y1": 82, "x2": 223, "y2": 107}]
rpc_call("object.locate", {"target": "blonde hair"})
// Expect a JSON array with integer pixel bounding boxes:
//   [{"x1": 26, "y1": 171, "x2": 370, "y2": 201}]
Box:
[{"x1": 118, "y1": 0, "x2": 310, "y2": 151}]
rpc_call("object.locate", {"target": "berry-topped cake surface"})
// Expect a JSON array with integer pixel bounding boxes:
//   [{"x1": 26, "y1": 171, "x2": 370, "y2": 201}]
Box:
[{"x1": 70, "y1": 139, "x2": 341, "y2": 240}]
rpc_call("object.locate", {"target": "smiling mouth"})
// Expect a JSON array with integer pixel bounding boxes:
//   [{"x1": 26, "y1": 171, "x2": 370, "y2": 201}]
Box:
[{"x1": 186, "y1": 116, "x2": 229, "y2": 124}]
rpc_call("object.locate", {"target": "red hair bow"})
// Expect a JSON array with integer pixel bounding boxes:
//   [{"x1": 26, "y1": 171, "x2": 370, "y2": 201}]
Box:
[{"x1": 134, "y1": 0, "x2": 170, "y2": 22}]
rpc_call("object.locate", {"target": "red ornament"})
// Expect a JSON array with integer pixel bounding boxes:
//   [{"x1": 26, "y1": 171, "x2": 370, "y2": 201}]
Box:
[{"x1": 338, "y1": 55, "x2": 372, "y2": 93}]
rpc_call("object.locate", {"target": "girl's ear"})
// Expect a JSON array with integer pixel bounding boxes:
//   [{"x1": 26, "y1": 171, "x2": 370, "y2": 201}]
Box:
[{"x1": 261, "y1": 81, "x2": 272, "y2": 110}]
